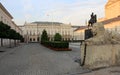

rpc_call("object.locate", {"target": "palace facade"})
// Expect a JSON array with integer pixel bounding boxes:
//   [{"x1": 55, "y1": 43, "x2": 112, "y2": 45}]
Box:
[{"x1": 19, "y1": 22, "x2": 76, "y2": 42}]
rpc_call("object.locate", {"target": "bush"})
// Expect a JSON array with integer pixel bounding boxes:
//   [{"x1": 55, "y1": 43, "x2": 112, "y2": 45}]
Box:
[
  {"x1": 43, "y1": 41, "x2": 69, "y2": 48},
  {"x1": 54, "y1": 33, "x2": 62, "y2": 41},
  {"x1": 41, "y1": 29, "x2": 49, "y2": 43}
]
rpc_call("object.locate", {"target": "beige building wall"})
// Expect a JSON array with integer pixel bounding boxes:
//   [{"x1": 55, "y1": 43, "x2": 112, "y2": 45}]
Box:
[
  {"x1": 0, "y1": 3, "x2": 13, "y2": 27},
  {"x1": 12, "y1": 21, "x2": 23, "y2": 35},
  {"x1": 98, "y1": 18, "x2": 106, "y2": 22},
  {"x1": 20, "y1": 22, "x2": 73, "y2": 42},
  {"x1": 74, "y1": 20, "x2": 120, "y2": 41},
  {"x1": 74, "y1": 29, "x2": 85, "y2": 40},
  {"x1": 98, "y1": 0, "x2": 120, "y2": 21},
  {"x1": 0, "y1": 3, "x2": 22, "y2": 47},
  {"x1": 98, "y1": 0, "x2": 120, "y2": 33},
  {"x1": 73, "y1": 26, "x2": 88, "y2": 40},
  {"x1": 104, "y1": 20, "x2": 120, "y2": 33},
  {"x1": 0, "y1": 3, "x2": 22, "y2": 35},
  {"x1": 105, "y1": 0, "x2": 120, "y2": 19}
]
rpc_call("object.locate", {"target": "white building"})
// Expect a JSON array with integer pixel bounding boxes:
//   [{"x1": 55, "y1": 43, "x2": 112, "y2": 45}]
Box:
[
  {"x1": 19, "y1": 21, "x2": 76, "y2": 42},
  {"x1": 0, "y1": 3, "x2": 22, "y2": 47},
  {"x1": 74, "y1": 26, "x2": 87, "y2": 40},
  {"x1": 0, "y1": 3, "x2": 22, "y2": 35}
]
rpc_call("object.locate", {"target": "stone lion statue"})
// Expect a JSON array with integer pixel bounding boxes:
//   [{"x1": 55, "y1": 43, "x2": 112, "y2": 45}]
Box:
[{"x1": 85, "y1": 23, "x2": 120, "y2": 45}]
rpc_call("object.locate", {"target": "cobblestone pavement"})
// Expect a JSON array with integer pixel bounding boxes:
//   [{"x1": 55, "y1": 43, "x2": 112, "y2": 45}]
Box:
[
  {"x1": 81, "y1": 66, "x2": 120, "y2": 75},
  {"x1": 0, "y1": 43, "x2": 89, "y2": 75}
]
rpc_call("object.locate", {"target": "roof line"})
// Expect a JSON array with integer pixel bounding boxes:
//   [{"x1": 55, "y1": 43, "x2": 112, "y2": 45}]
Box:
[
  {"x1": 101, "y1": 16, "x2": 120, "y2": 25},
  {"x1": 0, "y1": 3, "x2": 13, "y2": 19}
]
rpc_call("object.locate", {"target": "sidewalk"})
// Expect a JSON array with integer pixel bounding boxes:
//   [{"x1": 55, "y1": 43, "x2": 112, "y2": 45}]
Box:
[
  {"x1": 69, "y1": 43, "x2": 81, "y2": 46},
  {"x1": 80, "y1": 66, "x2": 120, "y2": 75},
  {"x1": 0, "y1": 43, "x2": 25, "y2": 59}
]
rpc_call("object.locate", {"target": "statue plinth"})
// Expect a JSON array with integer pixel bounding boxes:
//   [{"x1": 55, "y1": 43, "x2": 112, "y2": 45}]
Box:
[{"x1": 80, "y1": 23, "x2": 120, "y2": 69}]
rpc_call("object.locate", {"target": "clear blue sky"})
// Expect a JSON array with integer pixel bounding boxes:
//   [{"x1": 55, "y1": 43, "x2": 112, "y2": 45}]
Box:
[{"x1": 0, "y1": 0, "x2": 107, "y2": 25}]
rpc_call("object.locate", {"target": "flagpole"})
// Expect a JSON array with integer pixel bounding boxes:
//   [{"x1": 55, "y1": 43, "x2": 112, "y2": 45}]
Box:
[{"x1": 51, "y1": 14, "x2": 53, "y2": 41}]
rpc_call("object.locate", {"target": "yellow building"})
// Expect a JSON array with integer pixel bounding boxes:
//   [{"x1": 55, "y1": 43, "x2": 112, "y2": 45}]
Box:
[
  {"x1": 105, "y1": 0, "x2": 120, "y2": 19},
  {"x1": 99, "y1": 0, "x2": 120, "y2": 32},
  {"x1": 101, "y1": 16, "x2": 120, "y2": 33},
  {"x1": 99, "y1": 0, "x2": 120, "y2": 21},
  {"x1": 74, "y1": 0, "x2": 120, "y2": 40}
]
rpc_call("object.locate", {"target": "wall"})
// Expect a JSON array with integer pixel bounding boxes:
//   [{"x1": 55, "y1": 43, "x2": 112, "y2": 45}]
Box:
[
  {"x1": 0, "y1": 38, "x2": 19, "y2": 47},
  {"x1": 0, "y1": 3, "x2": 23, "y2": 45},
  {"x1": 74, "y1": 29, "x2": 85, "y2": 40},
  {"x1": 0, "y1": 6, "x2": 12, "y2": 26},
  {"x1": 104, "y1": 21, "x2": 120, "y2": 33},
  {"x1": 105, "y1": 1, "x2": 120, "y2": 19},
  {"x1": 74, "y1": 21, "x2": 120, "y2": 41},
  {"x1": 80, "y1": 44, "x2": 120, "y2": 69}
]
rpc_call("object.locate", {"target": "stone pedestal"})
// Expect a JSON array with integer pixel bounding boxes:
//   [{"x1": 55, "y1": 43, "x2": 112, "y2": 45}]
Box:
[
  {"x1": 80, "y1": 44, "x2": 120, "y2": 69},
  {"x1": 80, "y1": 22, "x2": 120, "y2": 69}
]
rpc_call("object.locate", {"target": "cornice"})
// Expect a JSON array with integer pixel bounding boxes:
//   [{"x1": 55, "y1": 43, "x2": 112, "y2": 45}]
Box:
[
  {"x1": 105, "y1": 0, "x2": 120, "y2": 7},
  {"x1": 0, "y1": 3, "x2": 13, "y2": 19}
]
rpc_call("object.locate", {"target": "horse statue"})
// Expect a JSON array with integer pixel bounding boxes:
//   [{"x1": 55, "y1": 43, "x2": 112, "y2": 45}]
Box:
[{"x1": 88, "y1": 12, "x2": 97, "y2": 27}]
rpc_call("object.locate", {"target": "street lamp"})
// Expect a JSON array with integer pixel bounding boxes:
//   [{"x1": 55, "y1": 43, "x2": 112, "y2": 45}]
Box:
[
  {"x1": 51, "y1": 16, "x2": 54, "y2": 41},
  {"x1": 47, "y1": 13, "x2": 54, "y2": 41}
]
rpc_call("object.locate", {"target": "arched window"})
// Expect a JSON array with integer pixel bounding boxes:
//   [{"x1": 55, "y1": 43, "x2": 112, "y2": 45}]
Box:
[
  {"x1": 30, "y1": 38, "x2": 32, "y2": 42},
  {"x1": 33, "y1": 38, "x2": 35, "y2": 41}
]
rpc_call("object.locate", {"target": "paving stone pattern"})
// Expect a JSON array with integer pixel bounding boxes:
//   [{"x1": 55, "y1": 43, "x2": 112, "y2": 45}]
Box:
[{"x1": 0, "y1": 43, "x2": 86, "y2": 75}]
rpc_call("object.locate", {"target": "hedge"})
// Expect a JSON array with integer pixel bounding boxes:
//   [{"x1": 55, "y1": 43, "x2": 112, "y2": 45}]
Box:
[{"x1": 43, "y1": 41, "x2": 69, "y2": 48}]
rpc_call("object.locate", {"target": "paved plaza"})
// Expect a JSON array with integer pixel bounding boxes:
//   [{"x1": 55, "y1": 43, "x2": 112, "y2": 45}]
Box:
[
  {"x1": 0, "y1": 43, "x2": 89, "y2": 75},
  {"x1": 0, "y1": 43, "x2": 120, "y2": 75}
]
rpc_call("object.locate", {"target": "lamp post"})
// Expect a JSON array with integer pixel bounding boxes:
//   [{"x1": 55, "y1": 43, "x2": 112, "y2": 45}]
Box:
[
  {"x1": 51, "y1": 15, "x2": 54, "y2": 41},
  {"x1": 47, "y1": 13, "x2": 54, "y2": 41}
]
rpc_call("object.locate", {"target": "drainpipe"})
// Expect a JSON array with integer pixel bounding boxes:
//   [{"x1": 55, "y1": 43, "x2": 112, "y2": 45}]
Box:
[{"x1": 81, "y1": 43, "x2": 87, "y2": 66}]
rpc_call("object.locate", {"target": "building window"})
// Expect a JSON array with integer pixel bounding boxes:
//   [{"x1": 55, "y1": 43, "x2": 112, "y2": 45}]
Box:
[
  {"x1": 30, "y1": 38, "x2": 32, "y2": 42},
  {"x1": 4, "y1": 19, "x2": 6, "y2": 23},
  {"x1": 7, "y1": 21, "x2": 8, "y2": 24},
  {"x1": 37, "y1": 37, "x2": 39, "y2": 41},
  {"x1": 33, "y1": 38, "x2": 35, "y2": 41},
  {"x1": 1, "y1": 16, "x2": 3, "y2": 22}
]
